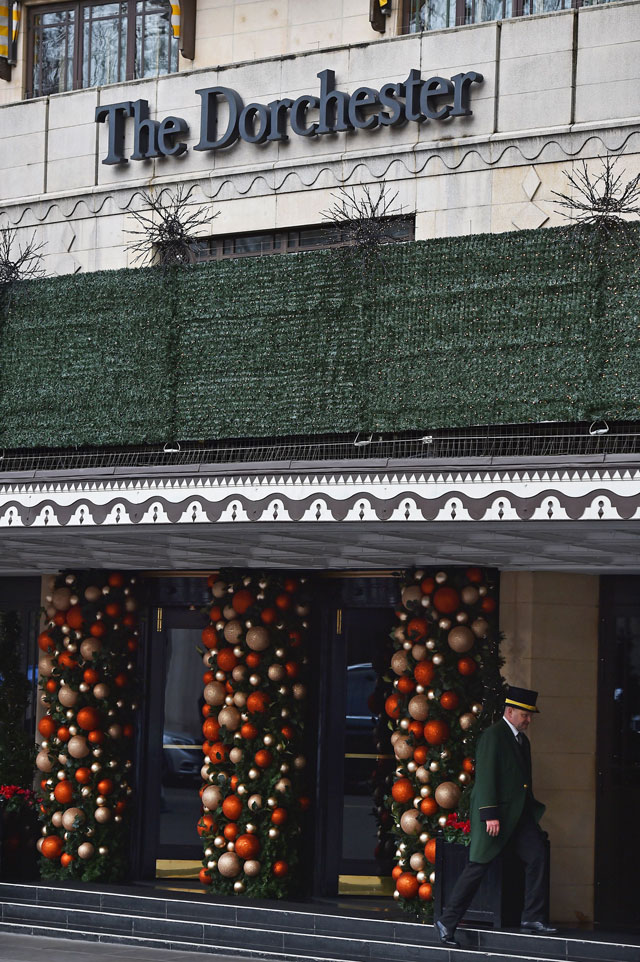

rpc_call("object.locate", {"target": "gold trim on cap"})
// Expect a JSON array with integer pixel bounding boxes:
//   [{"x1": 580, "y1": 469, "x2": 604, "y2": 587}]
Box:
[{"x1": 505, "y1": 698, "x2": 537, "y2": 712}]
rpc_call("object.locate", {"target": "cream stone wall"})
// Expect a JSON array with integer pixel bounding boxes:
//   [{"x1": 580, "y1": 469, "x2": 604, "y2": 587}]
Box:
[
  {"x1": 2, "y1": 2, "x2": 640, "y2": 275},
  {"x1": 500, "y1": 572, "x2": 599, "y2": 924}
]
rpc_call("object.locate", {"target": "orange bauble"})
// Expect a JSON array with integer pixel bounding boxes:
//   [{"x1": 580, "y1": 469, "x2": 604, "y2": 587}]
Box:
[
  {"x1": 76, "y1": 707, "x2": 101, "y2": 731},
  {"x1": 203, "y1": 671, "x2": 214, "y2": 685},
  {"x1": 272, "y1": 860, "x2": 288, "y2": 877},
  {"x1": 433, "y1": 587, "x2": 460, "y2": 614},
  {"x1": 254, "y1": 749, "x2": 272, "y2": 768},
  {"x1": 57, "y1": 726, "x2": 71, "y2": 742},
  {"x1": 396, "y1": 872, "x2": 419, "y2": 899},
  {"x1": 274, "y1": 593, "x2": 291, "y2": 611},
  {"x1": 197, "y1": 814, "x2": 216, "y2": 836},
  {"x1": 271, "y1": 807, "x2": 288, "y2": 825},
  {"x1": 58, "y1": 652, "x2": 77, "y2": 669},
  {"x1": 413, "y1": 745, "x2": 428, "y2": 765},
  {"x1": 209, "y1": 742, "x2": 228, "y2": 763},
  {"x1": 457, "y1": 657, "x2": 477, "y2": 676},
  {"x1": 60, "y1": 852, "x2": 74, "y2": 867},
  {"x1": 406, "y1": 617, "x2": 429, "y2": 641},
  {"x1": 392, "y1": 866, "x2": 403, "y2": 881},
  {"x1": 240, "y1": 723, "x2": 258, "y2": 740},
  {"x1": 97, "y1": 779, "x2": 114, "y2": 795},
  {"x1": 397, "y1": 676, "x2": 415, "y2": 695},
  {"x1": 462, "y1": 757, "x2": 475, "y2": 773},
  {"x1": 466, "y1": 567, "x2": 483, "y2": 583},
  {"x1": 88, "y1": 730, "x2": 104, "y2": 745},
  {"x1": 53, "y1": 781, "x2": 74, "y2": 804},
  {"x1": 481, "y1": 596, "x2": 497, "y2": 613},
  {"x1": 89, "y1": 621, "x2": 106, "y2": 638},
  {"x1": 281, "y1": 724, "x2": 295, "y2": 740},
  {"x1": 299, "y1": 795, "x2": 311, "y2": 812},
  {"x1": 246, "y1": 652, "x2": 261, "y2": 668},
  {"x1": 414, "y1": 660, "x2": 435, "y2": 686},
  {"x1": 217, "y1": 648, "x2": 238, "y2": 672},
  {"x1": 235, "y1": 833, "x2": 260, "y2": 859},
  {"x1": 284, "y1": 661, "x2": 299, "y2": 679},
  {"x1": 246, "y1": 692, "x2": 269, "y2": 714},
  {"x1": 232, "y1": 589, "x2": 254, "y2": 614},
  {"x1": 38, "y1": 716, "x2": 56, "y2": 739},
  {"x1": 230, "y1": 776, "x2": 239, "y2": 790},
  {"x1": 391, "y1": 778, "x2": 414, "y2": 804},
  {"x1": 224, "y1": 823, "x2": 238, "y2": 840},
  {"x1": 424, "y1": 720, "x2": 450, "y2": 745},
  {"x1": 420, "y1": 797, "x2": 438, "y2": 816},
  {"x1": 260, "y1": 607, "x2": 277, "y2": 625},
  {"x1": 418, "y1": 882, "x2": 433, "y2": 901},
  {"x1": 75, "y1": 767, "x2": 91, "y2": 784},
  {"x1": 202, "y1": 626, "x2": 218, "y2": 650},
  {"x1": 114, "y1": 672, "x2": 129, "y2": 688},
  {"x1": 408, "y1": 720, "x2": 424, "y2": 740},
  {"x1": 83, "y1": 668, "x2": 99, "y2": 685},
  {"x1": 385, "y1": 694, "x2": 401, "y2": 719},
  {"x1": 440, "y1": 691, "x2": 460, "y2": 711},
  {"x1": 53, "y1": 612, "x2": 66, "y2": 627},
  {"x1": 424, "y1": 838, "x2": 437, "y2": 863},
  {"x1": 104, "y1": 602, "x2": 121, "y2": 618},
  {"x1": 420, "y1": 577, "x2": 436, "y2": 595},
  {"x1": 41, "y1": 836, "x2": 64, "y2": 859},
  {"x1": 203, "y1": 718, "x2": 221, "y2": 742},
  {"x1": 108, "y1": 572, "x2": 125, "y2": 587},
  {"x1": 199, "y1": 868, "x2": 212, "y2": 885},
  {"x1": 221, "y1": 795, "x2": 243, "y2": 820},
  {"x1": 38, "y1": 632, "x2": 55, "y2": 653},
  {"x1": 45, "y1": 679, "x2": 58, "y2": 693},
  {"x1": 283, "y1": 577, "x2": 299, "y2": 593}
]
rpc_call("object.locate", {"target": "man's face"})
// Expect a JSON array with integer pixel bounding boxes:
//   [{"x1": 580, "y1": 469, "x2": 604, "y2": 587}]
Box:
[{"x1": 506, "y1": 706, "x2": 533, "y2": 732}]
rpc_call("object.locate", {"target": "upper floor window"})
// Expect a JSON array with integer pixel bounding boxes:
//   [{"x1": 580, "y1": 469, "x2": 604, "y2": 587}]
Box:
[
  {"x1": 27, "y1": 0, "x2": 178, "y2": 99},
  {"x1": 403, "y1": 0, "x2": 615, "y2": 32}
]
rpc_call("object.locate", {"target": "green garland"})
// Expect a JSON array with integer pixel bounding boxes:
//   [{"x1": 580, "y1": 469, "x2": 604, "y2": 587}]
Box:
[
  {"x1": 198, "y1": 571, "x2": 309, "y2": 899},
  {"x1": 35, "y1": 571, "x2": 139, "y2": 881},
  {"x1": 0, "y1": 610, "x2": 34, "y2": 787},
  {"x1": 0, "y1": 225, "x2": 638, "y2": 451},
  {"x1": 380, "y1": 567, "x2": 505, "y2": 922}
]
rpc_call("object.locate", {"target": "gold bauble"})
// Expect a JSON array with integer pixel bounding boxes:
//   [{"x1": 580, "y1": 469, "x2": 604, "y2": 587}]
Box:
[
  {"x1": 408, "y1": 694, "x2": 429, "y2": 721},
  {"x1": 459, "y1": 712, "x2": 477, "y2": 730},
  {"x1": 246, "y1": 627, "x2": 270, "y2": 651},
  {"x1": 202, "y1": 786, "x2": 222, "y2": 810},
  {"x1": 52, "y1": 587, "x2": 72, "y2": 611},
  {"x1": 93, "y1": 683, "x2": 110, "y2": 699},
  {"x1": 471, "y1": 618, "x2": 490, "y2": 638},
  {"x1": 58, "y1": 687, "x2": 79, "y2": 708},
  {"x1": 95, "y1": 807, "x2": 111, "y2": 823},
  {"x1": 67, "y1": 735, "x2": 89, "y2": 759},
  {"x1": 62, "y1": 807, "x2": 85, "y2": 831},
  {"x1": 267, "y1": 664, "x2": 286, "y2": 682},
  {"x1": 203, "y1": 681, "x2": 226, "y2": 706},
  {"x1": 447, "y1": 626, "x2": 475, "y2": 653},
  {"x1": 292, "y1": 683, "x2": 306, "y2": 700},
  {"x1": 401, "y1": 586, "x2": 423, "y2": 609},
  {"x1": 223, "y1": 620, "x2": 243, "y2": 643},
  {"x1": 415, "y1": 766, "x2": 430, "y2": 784},
  {"x1": 39, "y1": 655, "x2": 55, "y2": 677},
  {"x1": 243, "y1": 859, "x2": 261, "y2": 877},
  {"x1": 410, "y1": 853, "x2": 426, "y2": 871},
  {"x1": 52, "y1": 811, "x2": 64, "y2": 827},
  {"x1": 391, "y1": 651, "x2": 409, "y2": 675},
  {"x1": 217, "y1": 852, "x2": 241, "y2": 877},
  {"x1": 399, "y1": 808, "x2": 422, "y2": 835},
  {"x1": 434, "y1": 781, "x2": 461, "y2": 809},
  {"x1": 247, "y1": 794, "x2": 262, "y2": 811},
  {"x1": 411, "y1": 644, "x2": 427, "y2": 662},
  {"x1": 461, "y1": 586, "x2": 479, "y2": 606},
  {"x1": 211, "y1": 580, "x2": 227, "y2": 599},
  {"x1": 36, "y1": 750, "x2": 53, "y2": 772},
  {"x1": 84, "y1": 586, "x2": 102, "y2": 603},
  {"x1": 393, "y1": 735, "x2": 414, "y2": 760},
  {"x1": 77, "y1": 842, "x2": 94, "y2": 859},
  {"x1": 107, "y1": 724, "x2": 122, "y2": 739},
  {"x1": 218, "y1": 706, "x2": 240, "y2": 731},
  {"x1": 80, "y1": 638, "x2": 102, "y2": 661}
]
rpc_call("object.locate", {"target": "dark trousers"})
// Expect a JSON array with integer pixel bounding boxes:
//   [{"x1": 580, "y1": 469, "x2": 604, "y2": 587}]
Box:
[{"x1": 440, "y1": 813, "x2": 548, "y2": 929}]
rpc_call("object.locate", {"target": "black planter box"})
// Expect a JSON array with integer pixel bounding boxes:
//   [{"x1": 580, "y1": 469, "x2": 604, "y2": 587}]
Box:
[
  {"x1": 0, "y1": 807, "x2": 40, "y2": 882},
  {"x1": 434, "y1": 837, "x2": 550, "y2": 928}
]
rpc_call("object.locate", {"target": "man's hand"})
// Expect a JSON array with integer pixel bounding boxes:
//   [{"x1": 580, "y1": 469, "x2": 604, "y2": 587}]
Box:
[{"x1": 485, "y1": 819, "x2": 500, "y2": 836}]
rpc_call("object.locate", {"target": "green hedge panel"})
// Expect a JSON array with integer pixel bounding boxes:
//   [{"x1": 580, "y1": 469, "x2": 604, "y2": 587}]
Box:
[{"x1": 0, "y1": 225, "x2": 637, "y2": 450}]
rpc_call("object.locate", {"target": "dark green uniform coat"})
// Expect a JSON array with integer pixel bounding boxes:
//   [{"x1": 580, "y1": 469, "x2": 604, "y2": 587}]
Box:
[{"x1": 469, "y1": 719, "x2": 545, "y2": 864}]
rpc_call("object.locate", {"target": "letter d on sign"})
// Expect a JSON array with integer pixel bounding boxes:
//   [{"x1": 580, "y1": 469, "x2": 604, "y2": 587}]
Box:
[{"x1": 195, "y1": 86, "x2": 244, "y2": 151}]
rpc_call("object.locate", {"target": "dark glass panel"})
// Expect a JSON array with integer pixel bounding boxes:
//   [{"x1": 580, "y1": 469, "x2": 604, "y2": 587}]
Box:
[
  {"x1": 135, "y1": 0, "x2": 177, "y2": 79},
  {"x1": 82, "y1": 2, "x2": 127, "y2": 88},
  {"x1": 32, "y1": 9, "x2": 75, "y2": 97}
]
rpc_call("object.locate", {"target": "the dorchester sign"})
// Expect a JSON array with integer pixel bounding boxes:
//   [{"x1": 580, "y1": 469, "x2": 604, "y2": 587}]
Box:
[{"x1": 95, "y1": 68, "x2": 483, "y2": 165}]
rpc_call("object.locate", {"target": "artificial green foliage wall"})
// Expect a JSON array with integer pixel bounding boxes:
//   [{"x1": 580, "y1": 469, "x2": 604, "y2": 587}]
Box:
[{"x1": 0, "y1": 225, "x2": 638, "y2": 450}]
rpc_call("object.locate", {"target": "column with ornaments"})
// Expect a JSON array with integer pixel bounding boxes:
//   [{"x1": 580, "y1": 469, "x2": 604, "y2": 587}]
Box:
[
  {"x1": 381, "y1": 567, "x2": 503, "y2": 921},
  {"x1": 197, "y1": 572, "x2": 311, "y2": 898},
  {"x1": 35, "y1": 571, "x2": 139, "y2": 881}
]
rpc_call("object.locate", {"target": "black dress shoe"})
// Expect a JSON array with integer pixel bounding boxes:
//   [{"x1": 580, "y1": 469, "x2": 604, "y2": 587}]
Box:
[
  {"x1": 435, "y1": 919, "x2": 460, "y2": 947},
  {"x1": 520, "y1": 921, "x2": 557, "y2": 934}
]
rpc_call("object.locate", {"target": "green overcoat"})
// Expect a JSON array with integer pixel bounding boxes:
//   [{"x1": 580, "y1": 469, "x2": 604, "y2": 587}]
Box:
[{"x1": 468, "y1": 719, "x2": 545, "y2": 864}]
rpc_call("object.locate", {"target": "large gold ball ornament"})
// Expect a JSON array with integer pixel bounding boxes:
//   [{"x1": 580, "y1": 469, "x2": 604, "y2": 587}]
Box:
[
  {"x1": 246, "y1": 627, "x2": 270, "y2": 651},
  {"x1": 447, "y1": 626, "x2": 475, "y2": 653},
  {"x1": 459, "y1": 712, "x2": 477, "y2": 730},
  {"x1": 51, "y1": 812, "x2": 64, "y2": 828},
  {"x1": 62, "y1": 808, "x2": 85, "y2": 831},
  {"x1": 411, "y1": 644, "x2": 427, "y2": 662},
  {"x1": 204, "y1": 681, "x2": 226, "y2": 706},
  {"x1": 401, "y1": 586, "x2": 423, "y2": 609},
  {"x1": 52, "y1": 587, "x2": 72, "y2": 611},
  {"x1": 58, "y1": 687, "x2": 79, "y2": 708},
  {"x1": 84, "y1": 585, "x2": 102, "y2": 603},
  {"x1": 434, "y1": 781, "x2": 461, "y2": 809},
  {"x1": 471, "y1": 618, "x2": 490, "y2": 638},
  {"x1": 80, "y1": 638, "x2": 102, "y2": 661},
  {"x1": 211, "y1": 581, "x2": 227, "y2": 599},
  {"x1": 218, "y1": 852, "x2": 241, "y2": 877},
  {"x1": 78, "y1": 842, "x2": 95, "y2": 859},
  {"x1": 461, "y1": 586, "x2": 479, "y2": 605},
  {"x1": 218, "y1": 706, "x2": 241, "y2": 731},
  {"x1": 399, "y1": 808, "x2": 422, "y2": 835},
  {"x1": 410, "y1": 853, "x2": 426, "y2": 871},
  {"x1": 229, "y1": 747, "x2": 243, "y2": 764},
  {"x1": 39, "y1": 655, "x2": 55, "y2": 677},
  {"x1": 68, "y1": 736, "x2": 89, "y2": 759},
  {"x1": 223, "y1": 620, "x2": 243, "y2": 643},
  {"x1": 243, "y1": 860, "x2": 261, "y2": 877},
  {"x1": 202, "y1": 786, "x2": 222, "y2": 810},
  {"x1": 391, "y1": 651, "x2": 409, "y2": 675},
  {"x1": 408, "y1": 694, "x2": 429, "y2": 721},
  {"x1": 267, "y1": 664, "x2": 286, "y2": 682},
  {"x1": 223, "y1": 605, "x2": 236, "y2": 621},
  {"x1": 393, "y1": 735, "x2": 414, "y2": 760},
  {"x1": 95, "y1": 807, "x2": 111, "y2": 823}
]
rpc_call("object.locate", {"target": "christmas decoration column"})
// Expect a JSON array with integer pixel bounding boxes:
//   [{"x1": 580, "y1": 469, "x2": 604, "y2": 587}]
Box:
[
  {"x1": 382, "y1": 567, "x2": 503, "y2": 920},
  {"x1": 197, "y1": 572, "x2": 310, "y2": 898},
  {"x1": 35, "y1": 571, "x2": 139, "y2": 880}
]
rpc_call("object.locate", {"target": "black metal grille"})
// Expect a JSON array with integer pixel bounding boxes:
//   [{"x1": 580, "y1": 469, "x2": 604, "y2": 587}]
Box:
[{"x1": 0, "y1": 422, "x2": 638, "y2": 474}]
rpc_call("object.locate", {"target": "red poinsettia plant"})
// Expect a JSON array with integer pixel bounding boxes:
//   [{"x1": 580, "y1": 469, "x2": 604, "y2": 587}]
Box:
[
  {"x1": 0, "y1": 785, "x2": 37, "y2": 815},
  {"x1": 442, "y1": 811, "x2": 471, "y2": 845}
]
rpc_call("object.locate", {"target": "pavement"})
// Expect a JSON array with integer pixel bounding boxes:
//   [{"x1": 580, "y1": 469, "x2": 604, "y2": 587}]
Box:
[{"x1": 0, "y1": 933, "x2": 244, "y2": 962}]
